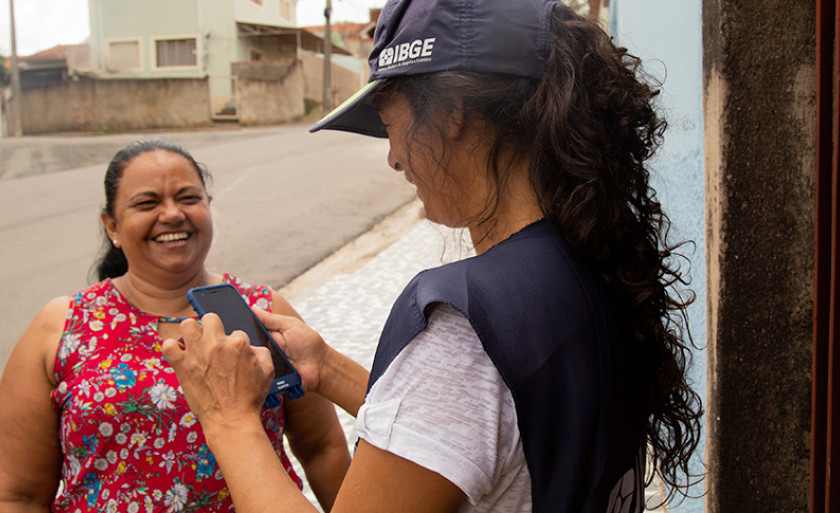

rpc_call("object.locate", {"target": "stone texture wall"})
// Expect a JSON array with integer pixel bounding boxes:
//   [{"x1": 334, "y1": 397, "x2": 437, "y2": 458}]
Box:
[
  {"x1": 235, "y1": 60, "x2": 306, "y2": 125},
  {"x1": 703, "y1": 0, "x2": 816, "y2": 510},
  {"x1": 21, "y1": 78, "x2": 213, "y2": 134},
  {"x1": 231, "y1": 59, "x2": 296, "y2": 82},
  {"x1": 19, "y1": 59, "x2": 317, "y2": 134}
]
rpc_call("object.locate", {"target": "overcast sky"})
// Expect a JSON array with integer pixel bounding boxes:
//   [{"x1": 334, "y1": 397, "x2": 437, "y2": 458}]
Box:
[{"x1": 0, "y1": 0, "x2": 384, "y2": 57}]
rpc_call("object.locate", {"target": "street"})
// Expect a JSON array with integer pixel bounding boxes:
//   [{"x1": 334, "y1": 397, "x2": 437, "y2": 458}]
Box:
[{"x1": 0, "y1": 124, "x2": 417, "y2": 376}]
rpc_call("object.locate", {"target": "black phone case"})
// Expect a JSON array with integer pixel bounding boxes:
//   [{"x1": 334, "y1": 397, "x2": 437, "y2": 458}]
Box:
[{"x1": 186, "y1": 284, "x2": 304, "y2": 401}]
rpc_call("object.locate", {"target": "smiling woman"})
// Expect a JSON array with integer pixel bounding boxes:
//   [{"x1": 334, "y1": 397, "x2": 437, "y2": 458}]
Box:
[
  {"x1": 0, "y1": 139, "x2": 351, "y2": 513},
  {"x1": 96, "y1": 140, "x2": 215, "y2": 292}
]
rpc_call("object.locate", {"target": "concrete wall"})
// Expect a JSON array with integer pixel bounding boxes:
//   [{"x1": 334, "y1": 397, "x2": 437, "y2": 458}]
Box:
[
  {"x1": 21, "y1": 78, "x2": 213, "y2": 134},
  {"x1": 607, "y1": 2, "x2": 706, "y2": 511},
  {"x1": 703, "y1": 0, "x2": 816, "y2": 511},
  {"x1": 232, "y1": 58, "x2": 295, "y2": 81},
  {"x1": 19, "y1": 62, "x2": 310, "y2": 134},
  {"x1": 234, "y1": 59, "x2": 305, "y2": 125}
]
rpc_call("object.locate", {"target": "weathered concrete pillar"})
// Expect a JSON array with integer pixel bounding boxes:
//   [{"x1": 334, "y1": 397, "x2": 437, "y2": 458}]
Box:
[{"x1": 703, "y1": 0, "x2": 816, "y2": 510}]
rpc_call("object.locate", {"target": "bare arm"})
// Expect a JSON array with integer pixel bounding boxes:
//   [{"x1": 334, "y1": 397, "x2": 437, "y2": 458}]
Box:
[
  {"x1": 283, "y1": 391, "x2": 351, "y2": 511},
  {"x1": 202, "y1": 422, "x2": 466, "y2": 513},
  {"x1": 161, "y1": 314, "x2": 467, "y2": 512},
  {"x1": 0, "y1": 297, "x2": 68, "y2": 512}
]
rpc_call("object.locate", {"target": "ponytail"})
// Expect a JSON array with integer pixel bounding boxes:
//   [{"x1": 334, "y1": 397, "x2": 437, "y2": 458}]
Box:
[{"x1": 95, "y1": 240, "x2": 128, "y2": 281}]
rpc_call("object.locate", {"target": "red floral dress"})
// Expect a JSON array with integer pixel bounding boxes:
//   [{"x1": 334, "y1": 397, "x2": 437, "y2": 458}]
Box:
[{"x1": 50, "y1": 274, "x2": 302, "y2": 513}]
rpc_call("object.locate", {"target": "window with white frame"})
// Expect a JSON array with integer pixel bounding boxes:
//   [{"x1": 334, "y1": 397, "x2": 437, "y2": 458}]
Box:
[
  {"x1": 107, "y1": 40, "x2": 141, "y2": 71},
  {"x1": 155, "y1": 37, "x2": 197, "y2": 67},
  {"x1": 280, "y1": 0, "x2": 292, "y2": 20}
]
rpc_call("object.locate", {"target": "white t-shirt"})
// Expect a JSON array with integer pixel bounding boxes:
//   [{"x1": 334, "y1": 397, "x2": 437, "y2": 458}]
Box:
[{"x1": 356, "y1": 304, "x2": 533, "y2": 512}]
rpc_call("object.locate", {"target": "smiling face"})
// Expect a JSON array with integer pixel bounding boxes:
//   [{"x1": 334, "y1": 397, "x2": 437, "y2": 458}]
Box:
[{"x1": 101, "y1": 150, "x2": 213, "y2": 283}]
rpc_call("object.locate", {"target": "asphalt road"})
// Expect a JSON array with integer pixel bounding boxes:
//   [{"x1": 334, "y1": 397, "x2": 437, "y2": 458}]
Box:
[{"x1": 0, "y1": 124, "x2": 416, "y2": 376}]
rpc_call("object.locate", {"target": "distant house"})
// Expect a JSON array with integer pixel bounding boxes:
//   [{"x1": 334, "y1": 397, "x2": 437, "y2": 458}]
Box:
[
  {"x1": 84, "y1": 0, "x2": 350, "y2": 77},
  {"x1": 10, "y1": 1, "x2": 370, "y2": 134},
  {"x1": 81, "y1": 0, "x2": 352, "y2": 118},
  {"x1": 302, "y1": 8, "x2": 380, "y2": 59},
  {"x1": 17, "y1": 45, "x2": 72, "y2": 88}
]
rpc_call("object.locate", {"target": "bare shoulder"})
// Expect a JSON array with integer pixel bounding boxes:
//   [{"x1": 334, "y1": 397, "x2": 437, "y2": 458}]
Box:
[
  {"x1": 6, "y1": 296, "x2": 72, "y2": 385},
  {"x1": 38, "y1": 295, "x2": 73, "y2": 320},
  {"x1": 28, "y1": 296, "x2": 72, "y2": 343}
]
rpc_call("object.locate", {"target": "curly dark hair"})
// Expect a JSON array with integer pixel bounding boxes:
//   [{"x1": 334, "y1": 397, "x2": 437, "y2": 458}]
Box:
[
  {"x1": 93, "y1": 139, "x2": 212, "y2": 281},
  {"x1": 380, "y1": 3, "x2": 703, "y2": 504}
]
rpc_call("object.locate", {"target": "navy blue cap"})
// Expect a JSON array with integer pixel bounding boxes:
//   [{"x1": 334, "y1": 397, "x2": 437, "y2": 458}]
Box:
[{"x1": 310, "y1": 0, "x2": 560, "y2": 138}]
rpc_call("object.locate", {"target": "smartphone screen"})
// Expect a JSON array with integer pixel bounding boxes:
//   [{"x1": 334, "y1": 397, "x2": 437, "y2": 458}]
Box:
[{"x1": 187, "y1": 285, "x2": 294, "y2": 380}]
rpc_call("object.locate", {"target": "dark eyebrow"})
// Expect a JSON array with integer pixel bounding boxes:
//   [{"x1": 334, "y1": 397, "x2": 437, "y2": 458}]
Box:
[
  {"x1": 127, "y1": 191, "x2": 158, "y2": 203},
  {"x1": 127, "y1": 185, "x2": 204, "y2": 203},
  {"x1": 177, "y1": 185, "x2": 205, "y2": 195}
]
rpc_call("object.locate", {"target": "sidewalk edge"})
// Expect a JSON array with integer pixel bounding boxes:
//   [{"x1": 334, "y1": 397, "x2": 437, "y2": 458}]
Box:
[{"x1": 279, "y1": 199, "x2": 425, "y2": 303}]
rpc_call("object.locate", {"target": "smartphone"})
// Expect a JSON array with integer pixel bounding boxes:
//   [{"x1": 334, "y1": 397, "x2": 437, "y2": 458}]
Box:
[{"x1": 186, "y1": 283, "x2": 304, "y2": 401}]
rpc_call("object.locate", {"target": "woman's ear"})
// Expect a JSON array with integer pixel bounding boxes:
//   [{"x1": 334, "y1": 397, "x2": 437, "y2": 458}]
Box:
[{"x1": 101, "y1": 211, "x2": 118, "y2": 244}]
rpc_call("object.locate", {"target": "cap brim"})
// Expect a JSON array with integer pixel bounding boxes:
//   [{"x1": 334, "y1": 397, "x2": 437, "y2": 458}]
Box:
[{"x1": 308, "y1": 80, "x2": 387, "y2": 138}]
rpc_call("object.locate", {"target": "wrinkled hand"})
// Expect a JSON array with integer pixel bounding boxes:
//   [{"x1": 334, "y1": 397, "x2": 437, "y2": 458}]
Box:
[
  {"x1": 252, "y1": 307, "x2": 329, "y2": 395},
  {"x1": 161, "y1": 314, "x2": 274, "y2": 430}
]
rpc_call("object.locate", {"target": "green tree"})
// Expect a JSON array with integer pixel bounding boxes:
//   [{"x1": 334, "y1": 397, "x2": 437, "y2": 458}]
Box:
[{"x1": 0, "y1": 55, "x2": 10, "y2": 88}]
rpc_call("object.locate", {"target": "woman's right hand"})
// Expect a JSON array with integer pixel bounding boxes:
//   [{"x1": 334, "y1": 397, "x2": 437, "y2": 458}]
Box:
[
  {"x1": 252, "y1": 307, "x2": 330, "y2": 394},
  {"x1": 253, "y1": 307, "x2": 369, "y2": 417}
]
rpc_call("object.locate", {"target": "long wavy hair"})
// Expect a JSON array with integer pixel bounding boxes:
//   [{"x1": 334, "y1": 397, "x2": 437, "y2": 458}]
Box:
[
  {"x1": 380, "y1": 3, "x2": 703, "y2": 503},
  {"x1": 93, "y1": 139, "x2": 212, "y2": 281}
]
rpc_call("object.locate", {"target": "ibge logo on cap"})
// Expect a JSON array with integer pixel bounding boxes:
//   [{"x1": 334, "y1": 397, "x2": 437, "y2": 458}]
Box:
[{"x1": 378, "y1": 37, "x2": 435, "y2": 71}]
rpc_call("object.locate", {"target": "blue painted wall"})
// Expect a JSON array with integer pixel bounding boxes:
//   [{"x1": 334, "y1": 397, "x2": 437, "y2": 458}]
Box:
[{"x1": 607, "y1": 1, "x2": 706, "y2": 511}]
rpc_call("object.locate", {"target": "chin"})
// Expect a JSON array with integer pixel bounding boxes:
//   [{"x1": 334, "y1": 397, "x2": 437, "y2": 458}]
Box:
[
  {"x1": 420, "y1": 208, "x2": 462, "y2": 229},
  {"x1": 157, "y1": 260, "x2": 201, "y2": 275}
]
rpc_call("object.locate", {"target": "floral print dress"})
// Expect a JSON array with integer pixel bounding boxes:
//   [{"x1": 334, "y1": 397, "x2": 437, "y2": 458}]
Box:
[{"x1": 50, "y1": 274, "x2": 302, "y2": 513}]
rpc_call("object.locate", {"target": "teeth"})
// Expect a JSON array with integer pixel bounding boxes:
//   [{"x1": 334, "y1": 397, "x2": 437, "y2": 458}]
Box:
[{"x1": 154, "y1": 232, "x2": 189, "y2": 243}]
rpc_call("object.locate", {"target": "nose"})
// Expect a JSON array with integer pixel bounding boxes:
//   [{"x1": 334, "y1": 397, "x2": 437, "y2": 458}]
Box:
[
  {"x1": 388, "y1": 149, "x2": 404, "y2": 172},
  {"x1": 159, "y1": 199, "x2": 185, "y2": 224}
]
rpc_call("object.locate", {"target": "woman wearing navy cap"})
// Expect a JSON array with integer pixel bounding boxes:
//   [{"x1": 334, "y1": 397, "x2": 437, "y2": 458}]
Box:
[{"x1": 163, "y1": 1, "x2": 703, "y2": 512}]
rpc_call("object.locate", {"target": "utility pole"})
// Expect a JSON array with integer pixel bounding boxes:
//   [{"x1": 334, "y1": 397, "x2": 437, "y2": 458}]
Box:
[
  {"x1": 8, "y1": 0, "x2": 23, "y2": 136},
  {"x1": 322, "y1": 0, "x2": 332, "y2": 112}
]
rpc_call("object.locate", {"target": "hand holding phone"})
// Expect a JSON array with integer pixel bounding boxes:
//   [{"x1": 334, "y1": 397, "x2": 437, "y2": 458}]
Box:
[{"x1": 186, "y1": 284, "x2": 304, "y2": 402}]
